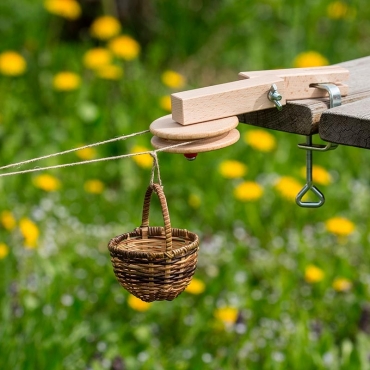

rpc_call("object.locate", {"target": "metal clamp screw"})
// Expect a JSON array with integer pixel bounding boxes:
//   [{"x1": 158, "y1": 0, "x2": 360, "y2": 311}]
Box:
[
  {"x1": 268, "y1": 84, "x2": 283, "y2": 111},
  {"x1": 296, "y1": 83, "x2": 342, "y2": 208},
  {"x1": 295, "y1": 135, "x2": 325, "y2": 208}
]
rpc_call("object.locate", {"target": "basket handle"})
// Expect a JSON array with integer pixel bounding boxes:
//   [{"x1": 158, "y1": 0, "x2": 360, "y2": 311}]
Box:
[{"x1": 140, "y1": 183, "x2": 172, "y2": 252}]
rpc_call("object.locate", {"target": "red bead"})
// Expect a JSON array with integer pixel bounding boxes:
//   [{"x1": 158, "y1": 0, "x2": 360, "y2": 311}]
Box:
[{"x1": 184, "y1": 153, "x2": 198, "y2": 161}]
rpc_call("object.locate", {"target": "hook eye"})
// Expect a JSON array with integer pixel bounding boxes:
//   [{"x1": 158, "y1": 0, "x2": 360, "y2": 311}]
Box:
[{"x1": 295, "y1": 184, "x2": 325, "y2": 208}]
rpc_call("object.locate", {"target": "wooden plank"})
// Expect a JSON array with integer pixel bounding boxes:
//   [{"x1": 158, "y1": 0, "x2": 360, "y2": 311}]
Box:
[
  {"x1": 239, "y1": 56, "x2": 370, "y2": 136},
  {"x1": 171, "y1": 75, "x2": 284, "y2": 125},
  {"x1": 320, "y1": 98, "x2": 370, "y2": 149}
]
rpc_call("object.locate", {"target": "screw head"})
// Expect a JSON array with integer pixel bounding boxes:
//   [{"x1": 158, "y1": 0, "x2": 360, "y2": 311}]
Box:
[{"x1": 268, "y1": 84, "x2": 283, "y2": 110}]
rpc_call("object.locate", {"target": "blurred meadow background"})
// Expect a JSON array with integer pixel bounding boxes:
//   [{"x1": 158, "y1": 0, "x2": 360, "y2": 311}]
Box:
[{"x1": 1, "y1": 0, "x2": 370, "y2": 369}]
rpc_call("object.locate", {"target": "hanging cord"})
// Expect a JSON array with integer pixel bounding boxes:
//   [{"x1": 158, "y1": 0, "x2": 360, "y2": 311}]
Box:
[
  {"x1": 0, "y1": 129, "x2": 150, "y2": 171},
  {"x1": 149, "y1": 151, "x2": 162, "y2": 186},
  {"x1": 0, "y1": 130, "x2": 194, "y2": 178}
]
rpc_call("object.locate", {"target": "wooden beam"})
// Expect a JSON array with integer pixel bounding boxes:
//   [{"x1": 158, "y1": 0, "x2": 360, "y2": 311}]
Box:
[
  {"x1": 171, "y1": 76, "x2": 284, "y2": 125},
  {"x1": 239, "y1": 56, "x2": 370, "y2": 136},
  {"x1": 239, "y1": 66, "x2": 348, "y2": 100}
]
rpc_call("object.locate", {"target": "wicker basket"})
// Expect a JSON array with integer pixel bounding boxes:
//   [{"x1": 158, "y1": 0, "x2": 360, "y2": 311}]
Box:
[{"x1": 108, "y1": 183, "x2": 200, "y2": 302}]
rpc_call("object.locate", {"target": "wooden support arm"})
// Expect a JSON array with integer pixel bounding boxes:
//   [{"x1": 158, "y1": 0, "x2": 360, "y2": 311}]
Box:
[{"x1": 171, "y1": 66, "x2": 348, "y2": 127}]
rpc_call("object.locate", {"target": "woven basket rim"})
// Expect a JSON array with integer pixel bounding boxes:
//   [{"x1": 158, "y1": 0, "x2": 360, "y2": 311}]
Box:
[{"x1": 108, "y1": 226, "x2": 199, "y2": 259}]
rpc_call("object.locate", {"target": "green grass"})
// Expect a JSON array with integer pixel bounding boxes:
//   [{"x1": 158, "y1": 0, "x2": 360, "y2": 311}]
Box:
[{"x1": 2, "y1": 0, "x2": 370, "y2": 369}]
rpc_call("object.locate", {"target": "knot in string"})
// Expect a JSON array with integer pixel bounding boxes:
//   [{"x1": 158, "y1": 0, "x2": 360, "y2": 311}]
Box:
[{"x1": 150, "y1": 151, "x2": 162, "y2": 186}]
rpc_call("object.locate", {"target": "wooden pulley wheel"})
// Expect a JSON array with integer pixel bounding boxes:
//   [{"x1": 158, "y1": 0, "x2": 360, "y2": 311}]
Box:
[
  {"x1": 151, "y1": 129, "x2": 240, "y2": 153},
  {"x1": 150, "y1": 114, "x2": 239, "y2": 140}
]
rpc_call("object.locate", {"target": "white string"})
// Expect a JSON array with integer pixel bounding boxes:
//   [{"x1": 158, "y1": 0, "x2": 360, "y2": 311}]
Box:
[
  {"x1": 0, "y1": 129, "x2": 150, "y2": 171},
  {"x1": 0, "y1": 141, "x2": 193, "y2": 178},
  {"x1": 150, "y1": 152, "x2": 162, "y2": 186}
]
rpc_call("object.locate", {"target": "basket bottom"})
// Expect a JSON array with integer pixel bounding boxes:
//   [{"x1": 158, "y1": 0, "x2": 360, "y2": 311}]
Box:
[
  {"x1": 112, "y1": 256, "x2": 197, "y2": 302},
  {"x1": 127, "y1": 282, "x2": 191, "y2": 302}
]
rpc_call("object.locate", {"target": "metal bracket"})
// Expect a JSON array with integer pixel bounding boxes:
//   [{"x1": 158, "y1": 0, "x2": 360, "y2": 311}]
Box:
[
  {"x1": 297, "y1": 83, "x2": 341, "y2": 151},
  {"x1": 296, "y1": 83, "x2": 342, "y2": 208}
]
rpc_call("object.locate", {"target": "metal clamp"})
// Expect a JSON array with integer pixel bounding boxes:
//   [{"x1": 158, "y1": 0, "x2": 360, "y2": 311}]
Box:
[
  {"x1": 296, "y1": 83, "x2": 342, "y2": 208},
  {"x1": 297, "y1": 83, "x2": 341, "y2": 151}
]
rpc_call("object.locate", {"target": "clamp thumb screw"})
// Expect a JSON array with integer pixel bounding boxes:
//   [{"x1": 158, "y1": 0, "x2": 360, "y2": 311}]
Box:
[{"x1": 268, "y1": 84, "x2": 283, "y2": 111}]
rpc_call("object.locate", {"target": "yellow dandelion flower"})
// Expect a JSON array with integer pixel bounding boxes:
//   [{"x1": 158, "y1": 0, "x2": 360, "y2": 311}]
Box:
[
  {"x1": 19, "y1": 218, "x2": 39, "y2": 249},
  {"x1": 75, "y1": 145, "x2": 97, "y2": 160},
  {"x1": 84, "y1": 179, "x2": 105, "y2": 194},
  {"x1": 305, "y1": 265, "x2": 324, "y2": 283},
  {"x1": 0, "y1": 51, "x2": 27, "y2": 76},
  {"x1": 90, "y1": 16, "x2": 121, "y2": 40},
  {"x1": 325, "y1": 217, "x2": 355, "y2": 236},
  {"x1": 128, "y1": 295, "x2": 151, "y2": 311},
  {"x1": 327, "y1": 1, "x2": 349, "y2": 19},
  {"x1": 43, "y1": 0, "x2": 81, "y2": 20},
  {"x1": 83, "y1": 48, "x2": 112, "y2": 70},
  {"x1": 53, "y1": 71, "x2": 81, "y2": 91},
  {"x1": 188, "y1": 193, "x2": 201, "y2": 209},
  {"x1": 0, "y1": 243, "x2": 9, "y2": 259},
  {"x1": 1, "y1": 211, "x2": 16, "y2": 231},
  {"x1": 234, "y1": 181, "x2": 263, "y2": 202},
  {"x1": 108, "y1": 35, "x2": 140, "y2": 61},
  {"x1": 96, "y1": 65, "x2": 123, "y2": 80},
  {"x1": 131, "y1": 145, "x2": 152, "y2": 169},
  {"x1": 300, "y1": 165, "x2": 332, "y2": 186},
  {"x1": 332, "y1": 277, "x2": 352, "y2": 292},
  {"x1": 161, "y1": 70, "x2": 186, "y2": 89},
  {"x1": 332, "y1": 278, "x2": 352, "y2": 292},
  {"x1": 293, "y1": 51, "x2": 329, "y2": 68},
  {"x1": 185, "y1": 278, "x2": 205, "y2": 295},
  {"x1": 32, "y1": 174, "x2": 61, "y2": 192},
  {"x1": 274, "y1": 176, "x2": 303, "y2": 202},
  {"x1": 214, "y1": 307, "x2": 238, "y2": 325},
  {"x1": 244, "y1": 129, "x2": 276, "y2": 152},
  {"x1": 219, "y1": 160, "x2": 247, "y2": 179},
  {"x1": 159, "y1": 95, "x2": 172, "y2": 112}
]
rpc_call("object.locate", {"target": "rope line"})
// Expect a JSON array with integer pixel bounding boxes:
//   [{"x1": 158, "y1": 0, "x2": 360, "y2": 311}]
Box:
[
  {"x1": 0, "y1": 140, "x2": 193, "y2": 178},
  {"x1": 0, "y1": 129, "x2": 150, "y2": 171}
]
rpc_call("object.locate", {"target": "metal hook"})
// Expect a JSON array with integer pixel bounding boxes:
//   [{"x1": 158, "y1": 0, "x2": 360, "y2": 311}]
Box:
[{"x1": 296, "y1": 83, "x2": 342, "y2": 208}]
